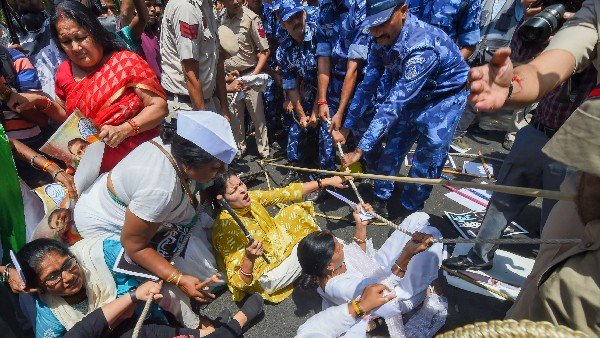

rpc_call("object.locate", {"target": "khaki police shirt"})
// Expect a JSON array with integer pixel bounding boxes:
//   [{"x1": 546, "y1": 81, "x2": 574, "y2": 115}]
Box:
[
  {"x1": 545, "y1": 0, "x2": 600, "y2": 84},
  {"x1": 222, "y1": 6, "x2": 270, "y2": 72},
  {"x1": 506, "y1": 173, "x2": 600, "y2": 336},
  {"x1": 160, "y1": 0, "x2": 219, "y2": 97}
]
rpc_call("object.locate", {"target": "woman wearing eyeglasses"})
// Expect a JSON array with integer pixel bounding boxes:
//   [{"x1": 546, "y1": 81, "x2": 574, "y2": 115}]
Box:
[
  {"x1": 14, "y1": 237, "x2": 173, "y2": 338},
  {"x1": 13, "y1": 237, "x2": 264, "y2": 338}
]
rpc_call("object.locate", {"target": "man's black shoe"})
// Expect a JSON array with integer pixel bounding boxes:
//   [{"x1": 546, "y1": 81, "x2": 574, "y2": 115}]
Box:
[
  {"x1": 442, "y1": 255, "x2": 493, "y2": 271},
  {"x1": 281, "y1": 170, "x2": 301, "y2": 186},
  {"x1": 467, "y1": 124, "x2": 489, "y2": 135},
  {"x1": 371, "y1": 197, "x2": 388, "y2": 219},
  {"x1": 306, "y1": 189, "x2": 329, "y2": 203}
]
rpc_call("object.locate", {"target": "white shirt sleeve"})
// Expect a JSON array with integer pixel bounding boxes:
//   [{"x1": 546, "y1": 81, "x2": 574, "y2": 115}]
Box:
[{"x1": 296, "y1": 303, "x2": 358, "y2": 338}]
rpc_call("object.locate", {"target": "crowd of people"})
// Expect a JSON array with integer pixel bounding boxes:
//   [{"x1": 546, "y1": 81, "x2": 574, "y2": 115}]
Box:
[{"x1": 0, "y1": 0, "x2": 598, "y2": 336}]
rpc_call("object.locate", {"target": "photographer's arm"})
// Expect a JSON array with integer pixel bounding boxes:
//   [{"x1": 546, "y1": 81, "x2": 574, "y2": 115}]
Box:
[
  {"x1": 470, "y1": 1, "x2": 598, "y2": 111},
  {"x1": 508, "y1": 49, "x2": 576, "y2": 106},
  {"x1": 469, "y1": 48, "x2": 576, "y2": 111}
]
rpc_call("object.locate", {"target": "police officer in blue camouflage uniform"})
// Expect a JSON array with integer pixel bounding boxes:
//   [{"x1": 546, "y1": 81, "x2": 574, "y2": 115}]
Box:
[
  {"x1": 276, "y1": 0, "x2": 327, "y2": 185},
  {"x1": 316, "y1": 0, "x2": 373, "y2": 174},
  {"x1": 409, "y1": 0, "x2": 482, "y2": 59},
  {"x1": 261, "y1": 0, "x2": 288, "y2": 151},
  {"x1": 349, "y1": 0, "x2": 481, "y2": 215},
  {"x1": 341, "y1": 0, "x2": 470, "y2": 216}
]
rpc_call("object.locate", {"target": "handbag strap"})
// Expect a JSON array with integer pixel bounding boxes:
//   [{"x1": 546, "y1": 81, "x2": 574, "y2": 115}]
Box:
[{"x1": 149, "y1": 140, "x2": 199, "y2": 209}]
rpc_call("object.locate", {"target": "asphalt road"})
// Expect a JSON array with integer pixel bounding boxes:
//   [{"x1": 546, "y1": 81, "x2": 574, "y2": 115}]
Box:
[{"x1": 202, "y1": 111, "x2": 543, "y2": 337}]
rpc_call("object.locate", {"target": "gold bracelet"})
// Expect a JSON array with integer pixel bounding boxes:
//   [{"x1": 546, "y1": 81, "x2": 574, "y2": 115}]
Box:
[
  {"x1": 166, "y1": 270, "x2": 180, "y2": 283},
  {"x1": 353, "y1": 236, "x2": 366, "y2": 244},
  {"x1": 175, "y1": 273, "x2": 183, "y2": 287},
  {"x1": 350, "y1": 300, "x2": 364, "y2": 317}
]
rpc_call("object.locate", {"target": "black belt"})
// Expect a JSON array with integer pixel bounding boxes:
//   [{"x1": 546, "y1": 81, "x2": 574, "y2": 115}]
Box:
[
  {"x1": 529, "y1": 117, "x2": 558, "y2": 138},
  {"x1": 166, "y1": 91, "x2": 192, "y2": 104}
]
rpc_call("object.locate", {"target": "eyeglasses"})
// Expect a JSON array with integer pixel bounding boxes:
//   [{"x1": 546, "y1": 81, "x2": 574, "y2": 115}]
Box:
[{"x1": 42, "y1": 257, "x2": 79, "y2": 288}]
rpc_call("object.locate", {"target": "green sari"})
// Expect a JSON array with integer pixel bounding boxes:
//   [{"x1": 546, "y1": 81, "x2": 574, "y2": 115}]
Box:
[{"x1": 0, "y1": 124, "x2": 26, "y2": 263}]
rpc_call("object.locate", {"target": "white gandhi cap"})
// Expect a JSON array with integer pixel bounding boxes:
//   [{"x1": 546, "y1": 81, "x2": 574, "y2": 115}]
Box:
[{"x1": 176, "y1": 111, "x2": 237, "y2": 164}]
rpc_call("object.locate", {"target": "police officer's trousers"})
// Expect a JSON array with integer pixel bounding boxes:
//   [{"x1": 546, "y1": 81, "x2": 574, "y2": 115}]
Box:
[{"x1": 374, "y1": 89, "x2": 468, "y2": 211}]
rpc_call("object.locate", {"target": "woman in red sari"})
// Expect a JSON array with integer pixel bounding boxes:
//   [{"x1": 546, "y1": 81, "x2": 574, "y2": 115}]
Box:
[{"x1": 9, "y1": 1, "x2": 166, "y2": 173}]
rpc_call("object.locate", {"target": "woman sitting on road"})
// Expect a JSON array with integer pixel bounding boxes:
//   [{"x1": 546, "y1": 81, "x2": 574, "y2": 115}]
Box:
[
  {"x1": 209, "y1": 171, "x2": 348, "y2": 303},
  {"x1": 15, "y1": 238, "x2": 168, "y2": 338},
  {"x1": 297, "y1": 207, "x2": 447, "y2": 336}
]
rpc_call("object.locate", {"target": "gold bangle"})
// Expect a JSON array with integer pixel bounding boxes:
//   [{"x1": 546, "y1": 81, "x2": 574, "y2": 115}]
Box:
[
  {"x1": 166, "y1": 270, "x2": 179, "y2": 283},
  {"x1": 41, "y1": 160, "x2": 56, "y2": 172},
  {"x1": 350, "y1": 300, "x2": 364, "y2": 317},
  {"x1": 353, "y1": 236, "x2": 366, "y2": 244},
  {"x1": 175, "y1": 273, "x2": 183, "y2": 287}
]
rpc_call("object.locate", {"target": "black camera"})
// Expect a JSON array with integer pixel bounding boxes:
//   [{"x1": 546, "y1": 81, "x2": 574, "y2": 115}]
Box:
[{"x1": 517, "y1": 0, "x2": 584, "y2": 45}]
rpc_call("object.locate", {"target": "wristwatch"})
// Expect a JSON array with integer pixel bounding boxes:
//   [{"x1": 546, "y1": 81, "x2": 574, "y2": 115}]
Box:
[{"x1": 128, "y1": 288, "x2": 138, "y2": 303}]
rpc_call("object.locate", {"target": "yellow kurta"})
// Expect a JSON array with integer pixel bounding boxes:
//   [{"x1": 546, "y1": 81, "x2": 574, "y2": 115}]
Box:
[{"x1": 212, "y1": 183, "x2": 318, "y2": 303}]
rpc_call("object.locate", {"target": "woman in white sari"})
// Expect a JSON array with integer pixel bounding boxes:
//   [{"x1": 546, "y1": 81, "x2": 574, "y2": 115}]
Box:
[{"x1": 296, "y1": 205, "x2": 447, "y2": 337}]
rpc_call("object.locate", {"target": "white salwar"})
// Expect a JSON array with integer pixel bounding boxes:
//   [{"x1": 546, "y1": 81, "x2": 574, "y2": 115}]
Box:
[
  {"x1": 73, "y1": 137, "x2": 219, "y2": 328},
  {"x1": 309, "y1": 213, "x2": 447, "y2": 337}
]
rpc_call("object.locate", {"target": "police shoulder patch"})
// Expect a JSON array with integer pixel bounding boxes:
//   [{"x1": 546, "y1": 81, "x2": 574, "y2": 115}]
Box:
[
  {"x1": 180, "y1": 20, "x2": 199, "y2": 40},
  {"x1": 404, "y1": 55, "x2": 426, "y2": 81}
]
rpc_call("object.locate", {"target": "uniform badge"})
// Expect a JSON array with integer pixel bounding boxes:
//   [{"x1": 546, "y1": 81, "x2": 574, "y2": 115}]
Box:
[
  {"x1": 180, "y1": 21, "x2": 199, "y2": 40},
  {"x1": 257, "y1": 20, "x2": 266, "y2": 38}
]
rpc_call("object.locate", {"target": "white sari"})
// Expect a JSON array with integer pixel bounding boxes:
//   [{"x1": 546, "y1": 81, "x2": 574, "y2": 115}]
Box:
[{"x1": 317, "y1": 213, "x2": 448, "y2": 337}]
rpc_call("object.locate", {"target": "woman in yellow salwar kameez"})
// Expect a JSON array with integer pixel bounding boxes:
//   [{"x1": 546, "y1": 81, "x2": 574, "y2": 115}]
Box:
[{"x1": 210, "y1": 172, "x2": 347, "y2": 303}]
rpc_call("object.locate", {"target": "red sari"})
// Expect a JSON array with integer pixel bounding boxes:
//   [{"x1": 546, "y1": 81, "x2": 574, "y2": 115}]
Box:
[{"x1": 55, "y1": 50, "x2": 166, "y2": 172}]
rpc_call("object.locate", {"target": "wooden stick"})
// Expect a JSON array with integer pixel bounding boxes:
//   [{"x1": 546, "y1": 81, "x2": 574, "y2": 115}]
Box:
[
  {"x1": 410, "y1": 151, "x2": 505, "y2": 163},
  {"x1": 478, "y1": 151, "x2": 493, "y2": 180},
  {"x1": 263, "y1": 162, "x2": 576, "y2": 201},
  {"x1": 442, "y1": 266, "x2": 513, "y2": 301},
  {"x1": 406, "y1": 164, "x2": 482, "y2": 178}
]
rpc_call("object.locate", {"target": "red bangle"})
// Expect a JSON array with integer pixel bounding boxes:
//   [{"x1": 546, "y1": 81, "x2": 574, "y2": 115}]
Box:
[
  {"x1": 317, "y1": 100, "x2": 328, "y2": 106},
  {"x1": 126, "y1": 119, "x2": 139, "y2": 135}
]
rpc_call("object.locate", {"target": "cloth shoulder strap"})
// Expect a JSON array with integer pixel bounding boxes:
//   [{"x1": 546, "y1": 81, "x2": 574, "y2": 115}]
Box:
[{"x1": 149, "y1": 140, "x2": 199, "y2": 209}]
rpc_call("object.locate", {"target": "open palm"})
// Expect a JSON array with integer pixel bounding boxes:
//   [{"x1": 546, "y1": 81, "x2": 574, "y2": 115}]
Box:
[{"x1": 468, "y1": 48, "x2": 514, "y2": 111}]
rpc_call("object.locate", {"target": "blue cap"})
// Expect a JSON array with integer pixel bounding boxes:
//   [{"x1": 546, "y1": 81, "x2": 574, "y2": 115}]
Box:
[
  {"x1": 363, "y1": 0, "x2": 404, "y2": 28},
  {"x1": 280, "y1": 0, "x2": 304, "y2": 21}
]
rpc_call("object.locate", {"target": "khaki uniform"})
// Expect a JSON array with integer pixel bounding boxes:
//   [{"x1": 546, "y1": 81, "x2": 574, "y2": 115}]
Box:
[
  {"x1": 160, "y1": 0, "x2": 220, "y2": 119},
  {"x1": 222, "y1": 6, "x2": 270, "y2": 158},
  {"x1": 506, "y1": 173, "x2": 600, "y2": 336}
]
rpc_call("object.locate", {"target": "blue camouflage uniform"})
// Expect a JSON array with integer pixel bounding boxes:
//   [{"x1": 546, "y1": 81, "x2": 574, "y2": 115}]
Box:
[
  {"x1": 408, "y1": 0, "x2": 482, "y2": 48},
  {"x1": 276, "y1": 11, "x2": 324, "y2": 165},
  {"x1": 345, "y1": 14, "x2": 469, "y2": 211},
  {"x1": 316, "y1": 0, "x2": 373, "y2": 170},
  {"x1": 262, "y1": 1, "x2": 287, "y2": 135}
]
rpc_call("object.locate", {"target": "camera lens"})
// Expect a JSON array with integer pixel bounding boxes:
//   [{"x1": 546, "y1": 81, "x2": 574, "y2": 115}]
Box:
[{"x1": 517, "y1": 4, "x2": 566, "y2": 44}]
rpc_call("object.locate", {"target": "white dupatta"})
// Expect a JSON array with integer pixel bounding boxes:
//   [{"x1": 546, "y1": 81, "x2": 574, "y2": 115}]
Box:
[{"x1": 40, "y1": 237, "x2": 117, "y2": 330}]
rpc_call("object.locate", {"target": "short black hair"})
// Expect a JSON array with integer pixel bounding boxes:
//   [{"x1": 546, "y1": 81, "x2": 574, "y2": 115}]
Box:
[
  {"x1": 50, "y1": 0, "x2": 125, "y2": 55},
  {"x1": 16, "y1": 239, "x2": 72, "y2": 289}
]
